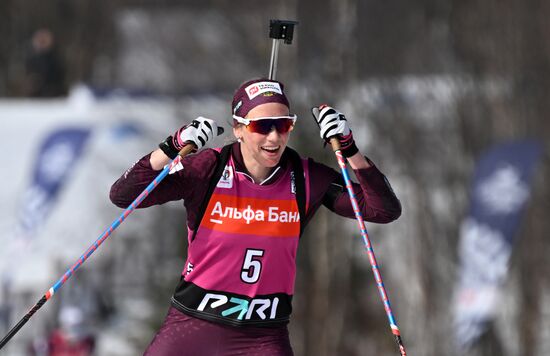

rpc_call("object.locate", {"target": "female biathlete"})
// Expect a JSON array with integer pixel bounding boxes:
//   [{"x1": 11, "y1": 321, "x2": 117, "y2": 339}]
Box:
[{"x1": 110, "y1": 78, "x2": 401, "y2": 355}]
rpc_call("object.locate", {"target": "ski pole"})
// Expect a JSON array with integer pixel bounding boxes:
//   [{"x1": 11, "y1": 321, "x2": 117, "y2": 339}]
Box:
[
  {"x1": 0, "y1": 130, "x2": 222, "y2": 350},
  {"x1": 329, "y1": 137, "x2": 407, "y2": 356}
]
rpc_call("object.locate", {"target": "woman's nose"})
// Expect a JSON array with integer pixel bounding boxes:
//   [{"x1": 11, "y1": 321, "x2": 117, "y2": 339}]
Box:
[{"x1": 265, "y1": 126, "x2": 281, "y2": 139}]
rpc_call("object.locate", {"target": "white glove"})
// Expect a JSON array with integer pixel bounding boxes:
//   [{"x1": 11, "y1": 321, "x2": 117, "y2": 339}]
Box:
[
  {"x1": 311, "y1": 105, "x2": 350, "y2": 141},
  {"x1": 173, "y1": 116, "x2": 218, "y2": 150},
  {"x1": 311, "y1": 105, "x2": 358, "y2": 157}
]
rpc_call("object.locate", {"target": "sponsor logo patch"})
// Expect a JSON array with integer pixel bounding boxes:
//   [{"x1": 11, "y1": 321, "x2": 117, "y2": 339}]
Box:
[
  {"x1": 245, "y1": 82, "x2": 283, "y2": 100},
  {"x1": 217, "y1": 165, "x2": 234, "y2": 188},
  {"x1": 205, "y1": 193, "x2": 300, "y2": 237}
]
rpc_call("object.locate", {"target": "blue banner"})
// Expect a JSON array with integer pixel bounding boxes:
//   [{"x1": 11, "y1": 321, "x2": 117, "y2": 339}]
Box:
[
  {"x1": 453, "y1": 140, "x2": 543, "y2": 351},
  {"x1": 15, "y1": 127, "x2": 91, "y2": 239}
]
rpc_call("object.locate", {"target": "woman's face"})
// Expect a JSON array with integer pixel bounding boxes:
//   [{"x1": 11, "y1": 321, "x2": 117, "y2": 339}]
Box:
[{"x1": 233, "y1": 102, "x2": 292, "y2": 169}]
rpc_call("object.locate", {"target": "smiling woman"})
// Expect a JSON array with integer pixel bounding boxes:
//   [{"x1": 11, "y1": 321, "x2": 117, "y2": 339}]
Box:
[
  {"x1": 234, "y1": 101, "x2": 294, "y2": 182},
  {"x1": 109, "y1": 77, "x2": 402, "y2": 356},
  {"x1": 230, "y1": 79, "x2": 297, "y2": 181}
]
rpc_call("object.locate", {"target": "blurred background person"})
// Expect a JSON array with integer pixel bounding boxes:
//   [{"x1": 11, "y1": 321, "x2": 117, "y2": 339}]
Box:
[
  {"x1": 28, "y1": 305, "x2": 95, "y2": 356},
  {"x1": 23, "y1": 28, "x2": 67, "y2": 97}
]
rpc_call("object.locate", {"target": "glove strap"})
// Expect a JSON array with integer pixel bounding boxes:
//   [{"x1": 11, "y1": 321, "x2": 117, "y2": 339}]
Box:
[
  {"x1": 341, "y1": 142, "x2": 359, "y2": 158},
  {"x1": 339, "y1": 132, "x2": 359, "y2": 158},
  {"x1": 159, "y1": 136, "x2": 180, "y2": 159}
]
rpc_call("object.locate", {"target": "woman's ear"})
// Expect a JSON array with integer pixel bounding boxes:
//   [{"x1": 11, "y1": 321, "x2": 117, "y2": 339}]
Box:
[{"x1": 233, "y1": 125, "x2": 244, "y2": 142}]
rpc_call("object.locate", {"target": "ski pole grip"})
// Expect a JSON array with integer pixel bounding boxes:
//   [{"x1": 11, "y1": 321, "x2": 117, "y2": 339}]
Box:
[
  {"x1": 178, "y1": 144, "x2": 196, "y2": 157},
  {"x1": 330, "y1": 137, "x2": 341, "y2": 152}
]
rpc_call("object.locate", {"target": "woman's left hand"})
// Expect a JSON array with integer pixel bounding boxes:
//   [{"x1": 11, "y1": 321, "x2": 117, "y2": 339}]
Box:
[{"x1": 311, "y1": 105, "x2": 358, "y2": 157}]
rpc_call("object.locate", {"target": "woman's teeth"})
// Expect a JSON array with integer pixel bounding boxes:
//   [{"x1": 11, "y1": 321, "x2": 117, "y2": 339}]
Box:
[{"x1": 261, "y1": 146, "x2": 279, "y2": 153}]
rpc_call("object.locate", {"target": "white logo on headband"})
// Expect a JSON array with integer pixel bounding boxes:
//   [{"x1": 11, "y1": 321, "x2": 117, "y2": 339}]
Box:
[
  {"x1": 245, "y1": 82, "x2": 283, "y2": 100},
  {"x1": 233, "y1": 100, "x2": 243, "y2": 114}
]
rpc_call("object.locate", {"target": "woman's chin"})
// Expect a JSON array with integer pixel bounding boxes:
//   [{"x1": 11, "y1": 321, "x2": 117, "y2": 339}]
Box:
[
  {"x1": 260, "y1": 148, "x2": 283, "y2": 165},
  {"x1": 262, "y1": 158, "x2": 280, "y2": 167}
]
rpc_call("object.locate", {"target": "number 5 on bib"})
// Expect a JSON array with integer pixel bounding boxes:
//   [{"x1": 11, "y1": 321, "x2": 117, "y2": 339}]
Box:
[{"x1": 241, "y1": 249, "x2": 264, "y2": 284}]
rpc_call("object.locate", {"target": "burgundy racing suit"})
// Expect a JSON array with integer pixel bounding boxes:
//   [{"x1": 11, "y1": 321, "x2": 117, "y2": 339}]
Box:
[{"x1": 110, "y1": 143, "x2": 401, "y2": 356}]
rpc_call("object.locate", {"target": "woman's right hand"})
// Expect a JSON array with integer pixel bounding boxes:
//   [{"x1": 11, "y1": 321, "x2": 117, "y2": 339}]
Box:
[
  {"x1": 172, "y1": 117, "x2": 218, "y2": 151},
  {"x1": 159, "y1": 117, "x2": 219, "y2": 159}
]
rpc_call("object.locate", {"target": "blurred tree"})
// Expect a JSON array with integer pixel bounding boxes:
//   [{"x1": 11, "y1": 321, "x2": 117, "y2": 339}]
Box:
[{"x1": 450, "y1": 0, "x2": 550, "y2": 355}]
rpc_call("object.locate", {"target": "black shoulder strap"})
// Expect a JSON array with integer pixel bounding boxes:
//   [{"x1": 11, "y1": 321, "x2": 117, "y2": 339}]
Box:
[
  {"x1": 284, "y1": 147, "x2": 307, "y2": 237},
  {"x1": 191, "y1": 144, "x2": 232, "y2": 242},
  {"x1": 191, "y1": 144, "x2": 307, "y2": 241}
]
